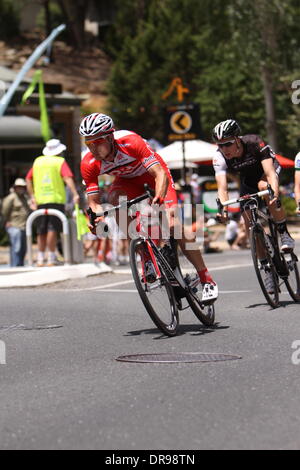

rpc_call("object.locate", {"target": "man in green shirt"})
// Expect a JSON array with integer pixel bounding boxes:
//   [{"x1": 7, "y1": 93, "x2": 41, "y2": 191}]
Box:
[{"x1": 2, "y1": 179, "x2": 31, "y2": 266}]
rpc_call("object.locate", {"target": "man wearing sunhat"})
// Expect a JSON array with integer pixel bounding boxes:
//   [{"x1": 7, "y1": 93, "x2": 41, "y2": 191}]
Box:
[
  {"x1": 26, "y1": 139, "x2": 79, "y2": 267},
  {"x1": 2, "y1": 178, "x2": 31, "y2": 266}
]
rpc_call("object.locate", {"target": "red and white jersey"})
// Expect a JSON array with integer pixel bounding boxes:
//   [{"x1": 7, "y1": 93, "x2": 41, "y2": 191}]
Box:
[{"x1": 81, "y1": 130, "x2": 170, "y2": 196}]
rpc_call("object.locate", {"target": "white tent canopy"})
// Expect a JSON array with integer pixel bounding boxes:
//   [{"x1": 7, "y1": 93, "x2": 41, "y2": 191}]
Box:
[{"x1": 157, "y1": 139, "x2": 218, "y2": 169}]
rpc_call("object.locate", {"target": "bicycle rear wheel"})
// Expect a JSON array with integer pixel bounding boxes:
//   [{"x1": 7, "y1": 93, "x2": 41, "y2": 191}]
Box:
[
  {"x1": 250, "y1": 227, "x2": 279, "y2": 308},
  {"x1": 130, "y1": 238, "x2": 179, "y2": 336},
  {"x1": 284, "y1": 252, "x2": 300, "y2": 302}
]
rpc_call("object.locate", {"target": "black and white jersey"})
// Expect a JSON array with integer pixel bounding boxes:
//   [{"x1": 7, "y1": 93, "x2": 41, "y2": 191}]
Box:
[{"x1": 213, "y1": 134, "x2": 280, "y2": 185}]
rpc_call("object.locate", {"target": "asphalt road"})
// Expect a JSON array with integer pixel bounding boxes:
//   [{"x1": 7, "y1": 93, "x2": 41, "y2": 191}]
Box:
[{"x1": 0, "y1": 245, "x2": 300, "y2": 450}]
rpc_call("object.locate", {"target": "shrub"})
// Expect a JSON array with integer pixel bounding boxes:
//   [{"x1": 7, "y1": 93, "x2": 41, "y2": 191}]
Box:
[{"x1": 282, "y1": 195, "x2": 297, "y2": 217}]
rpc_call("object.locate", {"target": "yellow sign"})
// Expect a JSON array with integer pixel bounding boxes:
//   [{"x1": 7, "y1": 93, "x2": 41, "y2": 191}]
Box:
[
  {"x1": 162, "y1": 78, "x2": 189, "y2": 102},
  {"x1": 170, "y1": 111, "x2": 192, "y2": 134}
]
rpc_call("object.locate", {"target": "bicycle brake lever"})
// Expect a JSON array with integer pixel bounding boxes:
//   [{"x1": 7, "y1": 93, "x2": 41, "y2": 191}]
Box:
[
  {"x1": 144, "y1": 183, "x2": 155, "y2": 198},
  {"x1": 216, "y1": 198, "x2": 223, "y2": 215},
  {"x1": 87, "y1": 207, "x2": 97, "y2": 228},
  {"x1": 267, "y1": 184, "x2": 275, "y2": 200}
]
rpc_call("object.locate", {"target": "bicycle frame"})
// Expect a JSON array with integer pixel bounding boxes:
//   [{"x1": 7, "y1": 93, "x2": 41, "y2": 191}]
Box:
[
  {"x1": 88, "y1": 185, "x2": 203, "y2": 307},
  {"x1": 219, "y1": 187, "x2": 289, "y2": 279}
]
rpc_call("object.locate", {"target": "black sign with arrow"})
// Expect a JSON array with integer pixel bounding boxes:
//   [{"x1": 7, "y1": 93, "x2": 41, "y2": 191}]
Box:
[{"x1": 164, "y1": 103, "x2": 201, "y2": 142}]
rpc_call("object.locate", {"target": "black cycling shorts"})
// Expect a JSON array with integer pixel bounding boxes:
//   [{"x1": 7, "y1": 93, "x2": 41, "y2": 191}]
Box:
[{"x1": 36, "y1": 204, "x2": 65, "y2": 234}]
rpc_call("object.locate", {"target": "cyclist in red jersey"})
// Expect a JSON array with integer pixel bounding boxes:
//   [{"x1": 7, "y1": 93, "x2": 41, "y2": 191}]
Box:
[{"x1": 79, "y1": 113, "x2": 218, "y2": 302}]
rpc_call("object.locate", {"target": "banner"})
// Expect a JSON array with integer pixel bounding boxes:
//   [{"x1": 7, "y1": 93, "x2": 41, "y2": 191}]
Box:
[
  {"x1": 75, "y1": 204, "x2": 89, "y2": 241},
  {"x1": 21, "y1": 70, "x2": 51, "y2": 142}
]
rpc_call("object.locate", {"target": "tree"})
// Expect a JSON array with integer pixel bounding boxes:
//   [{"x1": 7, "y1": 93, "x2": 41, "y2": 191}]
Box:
[
  {"x1": 106, "y1": 0, "x2": 300, "y2": 154},
  {"x1": 56, "y1": 0, "x2": 90, "y2": 49}
]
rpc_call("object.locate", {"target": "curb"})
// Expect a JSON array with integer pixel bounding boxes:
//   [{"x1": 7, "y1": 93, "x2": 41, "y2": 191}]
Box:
[{"x1": 0, "y1": 263, "x2": 112, "y2": 288}]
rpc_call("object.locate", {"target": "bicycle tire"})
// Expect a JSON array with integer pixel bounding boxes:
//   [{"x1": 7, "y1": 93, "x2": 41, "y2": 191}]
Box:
[
  {"x1": 186, "y1": 290, "x2": 216, "y2": 326},
  {"x1": 284, "y1": 252, "x2": 300, "y2": 302},
  {"x1": 173, "y1": 244, "x2": 215, "y2": 326},
  {"x1": 250, "y1": 227, "x2": 279, "y2": 308},
  {"x1": 130, "y1": 238, "x2": 179, "y2": 336}
]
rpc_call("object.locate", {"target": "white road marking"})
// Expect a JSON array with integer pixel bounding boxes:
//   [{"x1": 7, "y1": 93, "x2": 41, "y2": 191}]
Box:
[
  {"x1": 62, "y1": 263, "x2": 254, "y2": 292},
  {"x1": 89, "y1": 287, "x2": 252, "y2": 295}
]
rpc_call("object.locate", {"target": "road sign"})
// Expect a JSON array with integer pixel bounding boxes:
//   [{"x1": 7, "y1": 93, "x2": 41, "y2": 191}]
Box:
[
  {"x1": 164, "y1": 103, "x2": 201, "y2": 142},
  {"x1": 162, "y1": 77, "x2": 189, "y2": 102}
]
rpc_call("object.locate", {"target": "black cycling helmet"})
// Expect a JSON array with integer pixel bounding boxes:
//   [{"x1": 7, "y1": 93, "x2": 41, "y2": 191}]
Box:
[{"x1": 212, "y1": 119, "x2": 241, "y2": 142}]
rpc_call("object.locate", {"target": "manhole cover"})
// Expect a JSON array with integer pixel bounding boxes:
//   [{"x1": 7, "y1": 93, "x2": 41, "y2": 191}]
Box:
[
  {"x1": 116, "y1": 353, "x2": 242, "y2": 364},
  {"x1": 0, "y1": 324, "x2": 63, "y2": 332}
]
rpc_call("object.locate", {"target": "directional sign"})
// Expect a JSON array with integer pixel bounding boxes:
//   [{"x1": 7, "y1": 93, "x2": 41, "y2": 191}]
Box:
[
  {"x1": 170, "y1": 111, "x2": 192, "y2": 134},
  {"x1": 164, "y1": 103, "x2": 201, "y2": 142}
]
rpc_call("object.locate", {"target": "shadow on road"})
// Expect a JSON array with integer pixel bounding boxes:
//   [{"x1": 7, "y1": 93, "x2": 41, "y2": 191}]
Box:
[
  {"x1": 246, "y1": 300, "x2": 296, "y2": 310},
  {"x1": 125, "y1": 322, "x2": 229, "y2": 339}
]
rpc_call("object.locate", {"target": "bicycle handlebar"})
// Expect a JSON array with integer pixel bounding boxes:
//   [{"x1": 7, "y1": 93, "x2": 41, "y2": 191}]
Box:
[
  {"x1": 87, "y1": 184, "x2": 155, "y2": 228},
  {"x1": 217, "y1": 184, "x2": 275, "y2": 213}
]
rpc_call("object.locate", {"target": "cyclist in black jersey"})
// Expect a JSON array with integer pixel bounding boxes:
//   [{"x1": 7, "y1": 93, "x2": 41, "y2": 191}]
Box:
[{"x1": 212, "y1": 119, "x2": 295, "y2": 254}]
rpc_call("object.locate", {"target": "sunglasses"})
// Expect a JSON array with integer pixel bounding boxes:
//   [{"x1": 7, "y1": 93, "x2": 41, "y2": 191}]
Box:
[
  {"x1": 218, "y1": 140, "x2": 236, "y2": 148},
  {"x1": 85, "y1": 136, "x2": 111, "y2": 146}
]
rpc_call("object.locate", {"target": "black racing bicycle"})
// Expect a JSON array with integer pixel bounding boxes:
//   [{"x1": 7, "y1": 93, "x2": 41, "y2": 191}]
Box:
[
  {"x1": 218, "y1": 185, "x2": 300, "y2": 308},
  {"x1": 88, "y1": 185, "x2": 215, "y2": 336}
]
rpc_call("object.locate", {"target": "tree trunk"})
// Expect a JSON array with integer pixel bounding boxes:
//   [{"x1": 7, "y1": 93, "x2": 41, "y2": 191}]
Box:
[
  {"x1": 261, "y1": 64, "x2": 278, "y2": 152},
  {"x1": 57, "y1": 0, "x2": 89, "y2": 49}
]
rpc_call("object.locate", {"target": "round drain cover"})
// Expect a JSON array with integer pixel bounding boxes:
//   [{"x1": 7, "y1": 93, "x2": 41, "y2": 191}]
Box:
[{"x1": 116, "y1": 352, "x2": 242, "y2": 364}]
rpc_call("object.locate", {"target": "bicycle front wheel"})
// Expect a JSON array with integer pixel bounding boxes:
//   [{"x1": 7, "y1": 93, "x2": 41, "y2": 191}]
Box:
[
  {"x1": 186, "y1": 289, "x2": 215, "y2": 326},
  {"x1": 250, "y1": 227, "x2": 279, "y2": 308},
  {"x1": 130, "y1": 238, "x2": 179, "y2": 336},
  {"x1": 284, "y1": 252, "x2": 300, "y2": 302}
]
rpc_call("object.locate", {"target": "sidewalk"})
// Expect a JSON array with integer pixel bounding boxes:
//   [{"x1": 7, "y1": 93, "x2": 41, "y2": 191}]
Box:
[{"x1": 0, "y1": 262, "x2": 112, "y2": 288}]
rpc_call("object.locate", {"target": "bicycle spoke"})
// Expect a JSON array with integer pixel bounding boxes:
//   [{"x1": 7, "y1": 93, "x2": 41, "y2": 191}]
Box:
[
  {"x1": 130, "y1": 239, "x2": 179, "y2": 336},
  {"x1": 250, "y1": 228, "x2": 279, "y2": 308}
]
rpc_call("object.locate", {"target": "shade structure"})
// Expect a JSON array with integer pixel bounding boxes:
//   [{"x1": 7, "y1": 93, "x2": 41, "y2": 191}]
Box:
[
  {"x1": 158, "y1": 140, "x2": 295, "y2": 170},
  {"x1": 276, "y1": 154, "x2": 294, "y2": 169},
  {"x1": 0, "y1": 115, "x2": 45, "y2": 145},
  {"x1": 157, "y1": 139, "x2": 217, "y2": 166},
  {"x1": 163, "y1": 159, "x2": 198, "y2": 170}
]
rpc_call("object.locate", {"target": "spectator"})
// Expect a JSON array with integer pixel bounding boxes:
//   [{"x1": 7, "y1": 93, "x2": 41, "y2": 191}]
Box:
[
  {"x1": 190, "y1": 173, "x2": 201, "y2": 204},
  {"x1": 2, "y1": 178, "x2": 31, "y2": 266},
  {"x1": 204, "y1": 217, "x2": 222, "y2": 253},
  {"x1": 225, "y1": 214, "x2": 239, "y2": 249},
  {"x1": 26, "y1": 139, "x2": 80, "y2": 266},
  {"x1": 225, "y1": 214, "x2": 248, "y2": 250}
]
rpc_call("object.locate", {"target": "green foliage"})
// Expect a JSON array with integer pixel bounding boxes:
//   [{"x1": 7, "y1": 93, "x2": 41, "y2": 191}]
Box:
[
  {"x1": 0, "y1": 0, "x2": 19, "y2": 39},
  {"x1": 105, "y1": 0, "x2": 300, "y2": 155},
  {"x1": 36, "y1": 1, "x2": 66, "y2": 31},
  {"x1": 282, "y1": 195, "x2": 297, "y2": 217}
]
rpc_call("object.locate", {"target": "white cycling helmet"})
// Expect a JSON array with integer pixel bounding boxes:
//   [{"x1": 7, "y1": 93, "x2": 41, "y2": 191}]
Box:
[
  {"x1": 79, "y1": 113, "x2": 115, "y2": 137},
  {"x1": 212, "y1": 119, "x2": 241, "y2": 142}
]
